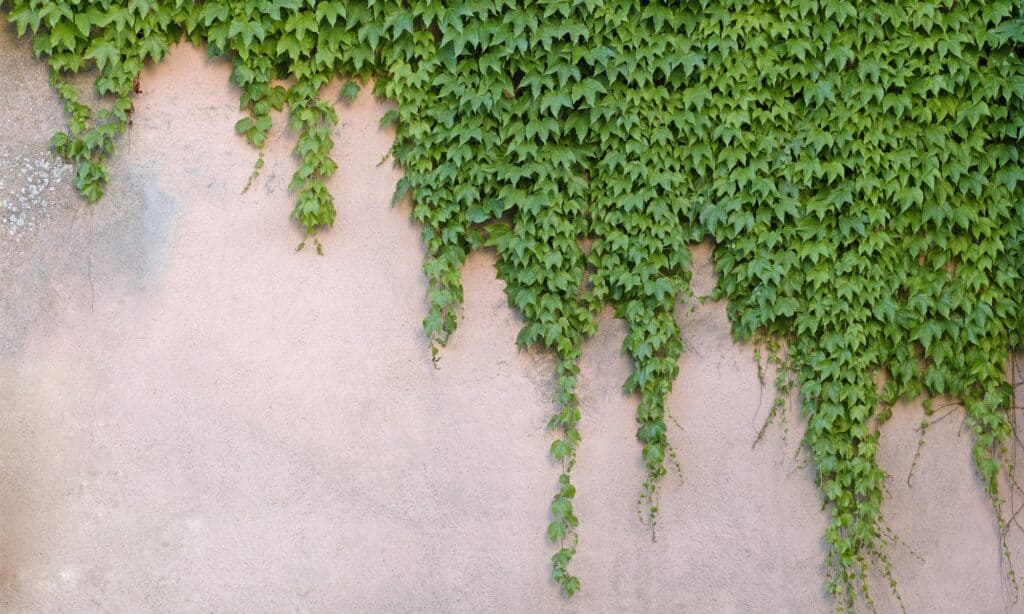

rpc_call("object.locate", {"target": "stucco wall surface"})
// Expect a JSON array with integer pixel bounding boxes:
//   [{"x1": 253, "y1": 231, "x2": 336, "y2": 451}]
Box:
[{"x1": 2, "y1": 27, "x2": 1023, "y2": 613}]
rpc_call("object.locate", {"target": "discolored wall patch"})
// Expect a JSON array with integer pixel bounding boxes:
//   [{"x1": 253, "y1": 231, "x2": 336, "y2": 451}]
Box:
[{"x1": 0, "y1": 147, "x2": 73, "y2": 255}]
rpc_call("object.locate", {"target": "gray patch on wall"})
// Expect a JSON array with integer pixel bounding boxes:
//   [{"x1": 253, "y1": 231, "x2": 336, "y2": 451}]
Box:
[
  {"x1": 127, "y1": 165, "x2": 178, "y2": 279},
  {"x1": 0, "y1": 145, "x2": 73, "y2": 261},
  {"x1": 0, "y1": 144, "x2": 179, "y2": 360}
]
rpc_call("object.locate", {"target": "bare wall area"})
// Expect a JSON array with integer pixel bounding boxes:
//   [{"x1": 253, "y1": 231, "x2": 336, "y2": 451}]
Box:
[{"x1": 2, "y1": 29, "x2": 1023, "y2": 613}]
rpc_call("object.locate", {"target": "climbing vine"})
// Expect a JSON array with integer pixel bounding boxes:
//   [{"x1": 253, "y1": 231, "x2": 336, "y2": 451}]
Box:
[{"x1": 3, "y1": 1, "x2": 1023, "y2": 609}]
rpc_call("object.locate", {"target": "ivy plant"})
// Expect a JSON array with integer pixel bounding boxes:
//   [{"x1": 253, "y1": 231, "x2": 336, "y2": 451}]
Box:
[{"x1": 3, "y1": 1, "x2": 1023, "y2": 610}]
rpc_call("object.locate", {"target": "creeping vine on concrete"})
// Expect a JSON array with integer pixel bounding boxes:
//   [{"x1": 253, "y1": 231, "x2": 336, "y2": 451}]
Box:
[{"x1": 3, "y1": 1, "x2": 1023, "y2": 609}]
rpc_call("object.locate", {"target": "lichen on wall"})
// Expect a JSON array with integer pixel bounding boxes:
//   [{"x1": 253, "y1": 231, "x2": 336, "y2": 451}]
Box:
[{"x1": 0, "y1": 147, "x2": 71, "y2": 254}]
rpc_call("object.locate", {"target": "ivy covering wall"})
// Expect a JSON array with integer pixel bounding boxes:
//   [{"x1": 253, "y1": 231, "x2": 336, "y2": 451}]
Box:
[{"x1": 3, "y1": 1, "x2": 1023, "y2": 610}]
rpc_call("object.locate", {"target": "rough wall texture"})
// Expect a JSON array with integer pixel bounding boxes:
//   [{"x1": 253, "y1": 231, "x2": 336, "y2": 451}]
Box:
[{"x1": 2, "y1": 27, "x2": 1023, "y2": 613}]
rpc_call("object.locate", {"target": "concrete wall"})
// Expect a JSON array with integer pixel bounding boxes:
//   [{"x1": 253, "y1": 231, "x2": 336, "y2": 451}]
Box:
[{"x1": 2, "y1": 28, "x2": 1023, "y2": 613}]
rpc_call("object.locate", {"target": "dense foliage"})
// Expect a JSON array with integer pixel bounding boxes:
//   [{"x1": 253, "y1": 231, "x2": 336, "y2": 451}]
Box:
[{"x1": 4, "y1": 0, "x2": 1023, "y2": 609}]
